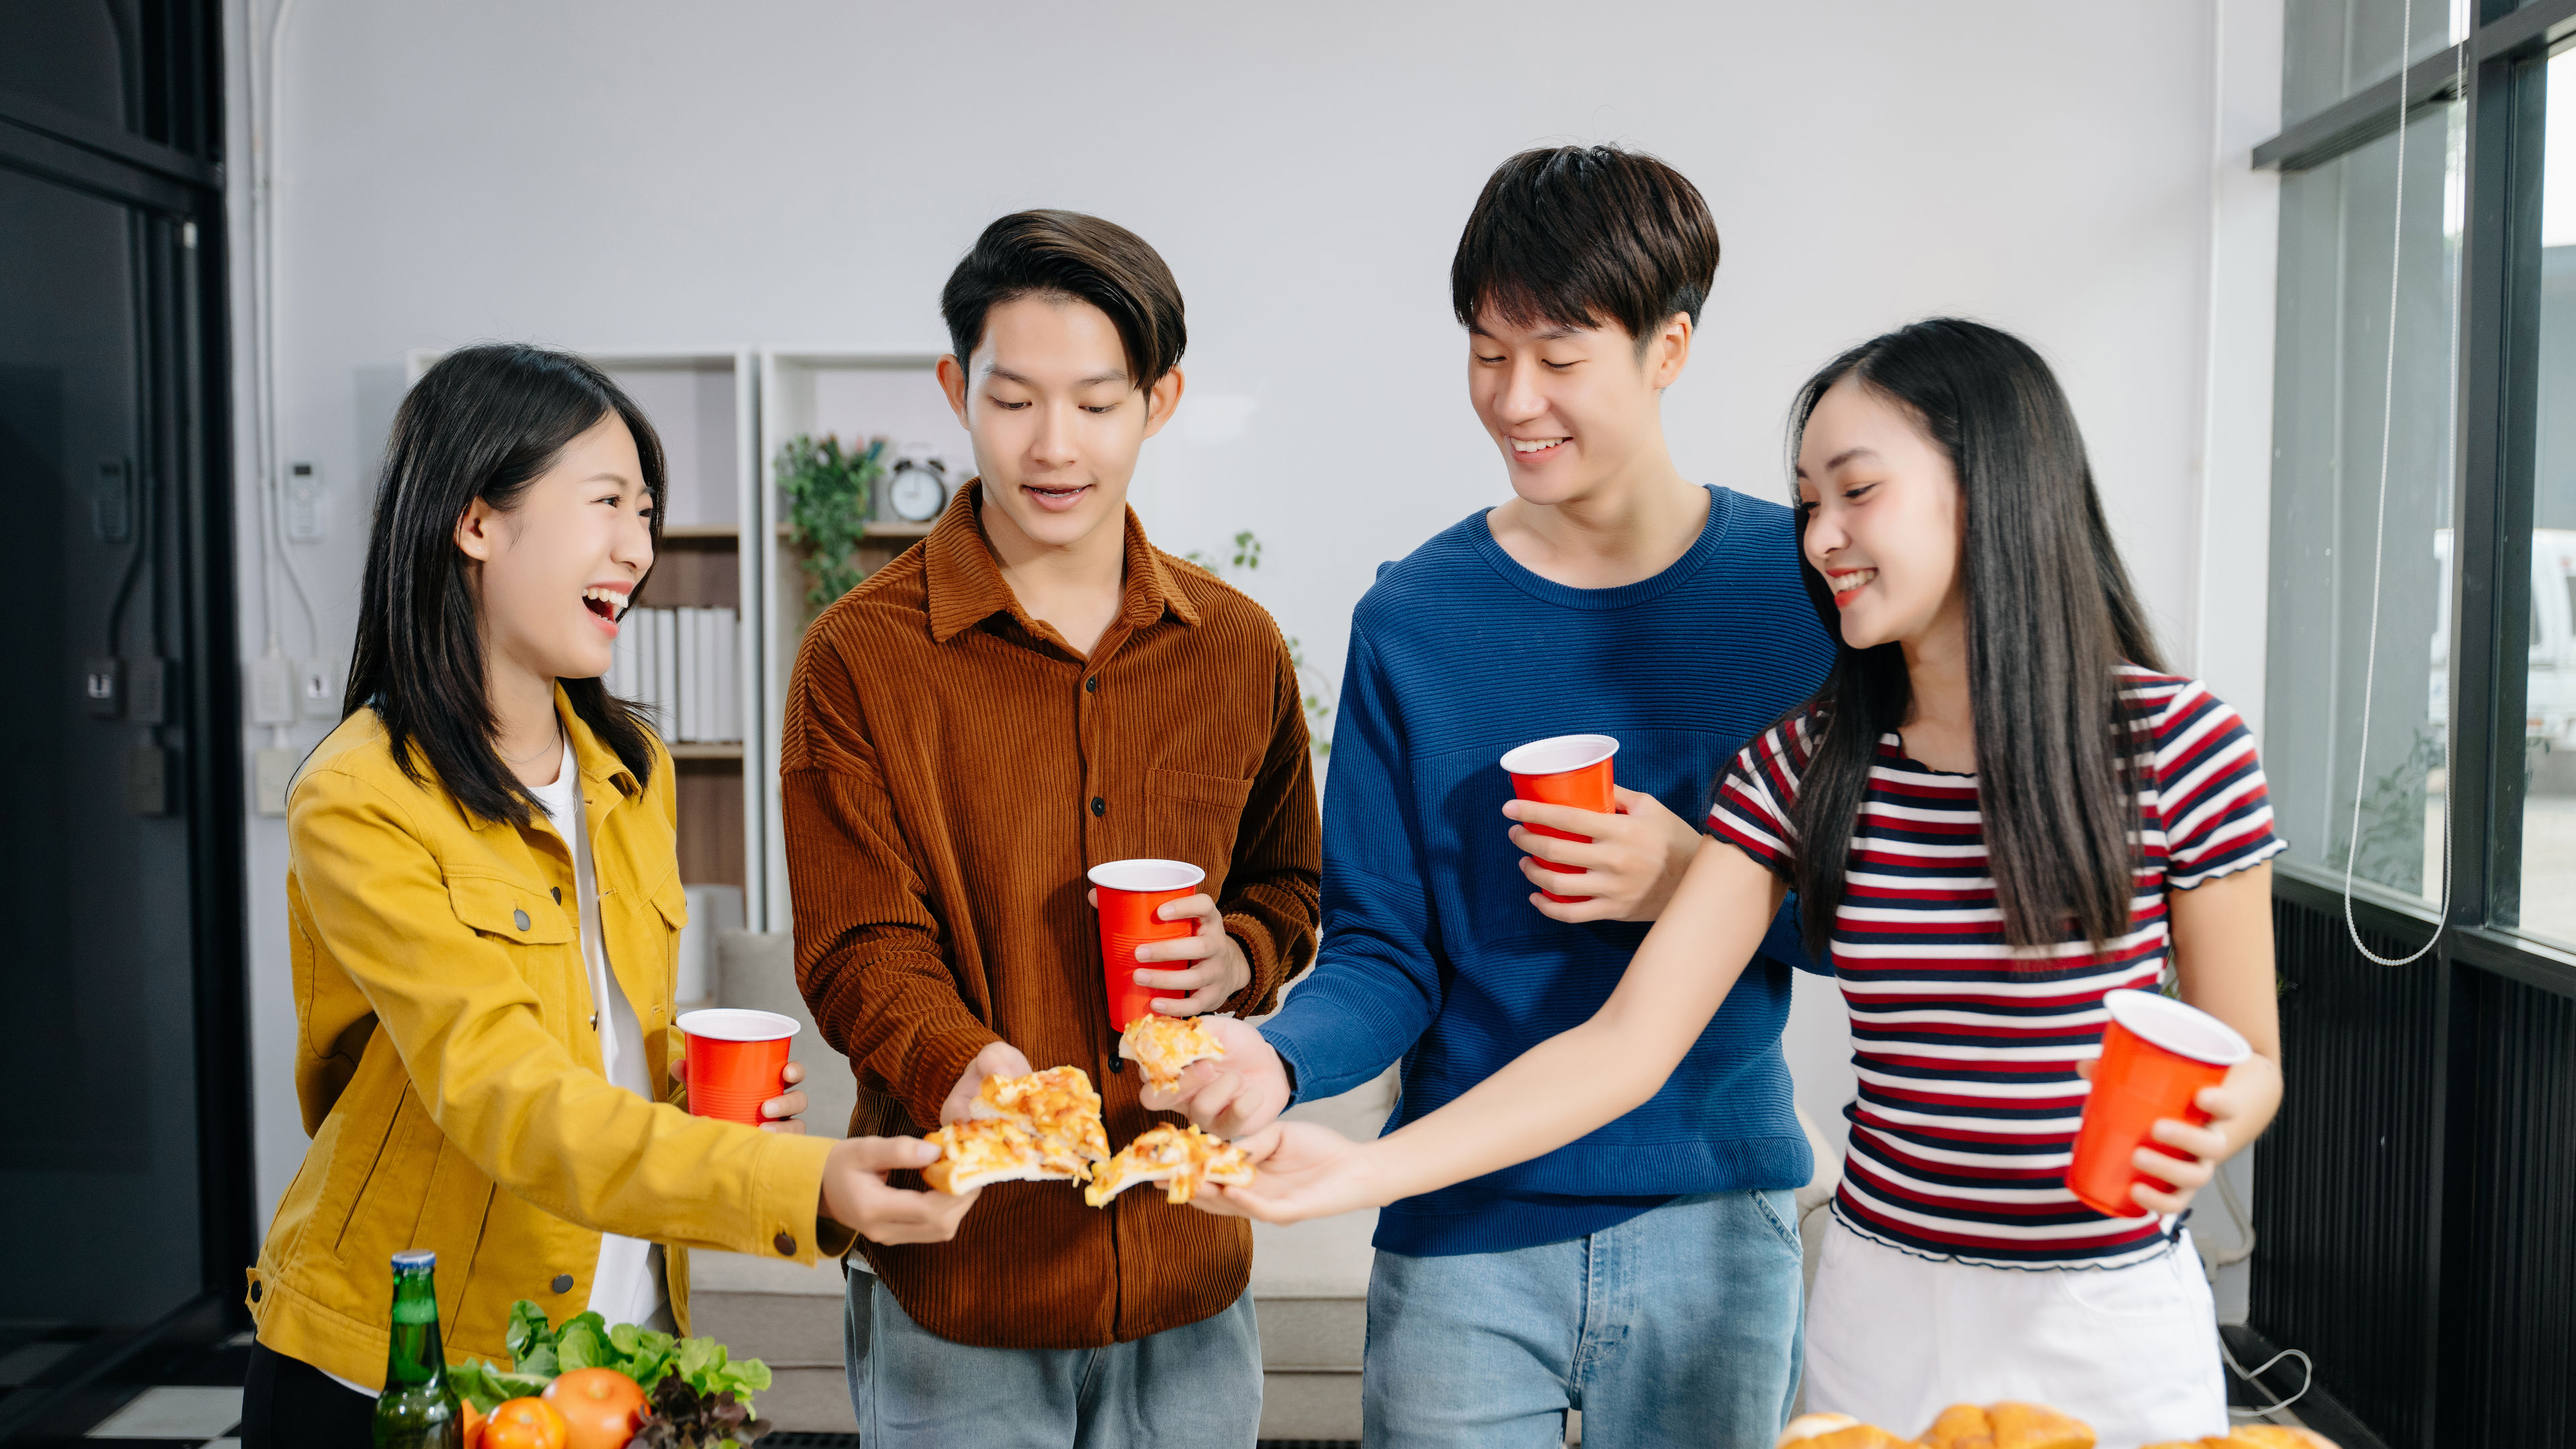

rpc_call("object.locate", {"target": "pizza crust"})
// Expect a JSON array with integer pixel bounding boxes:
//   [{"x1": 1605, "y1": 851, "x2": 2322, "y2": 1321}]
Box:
[
  {"x1": 1118, "y1": 1014, "x2": 1226, "y2": 1091},
  {"x1": 1081, "y1": 1123, "x2": 1254, "y2": 1208}
]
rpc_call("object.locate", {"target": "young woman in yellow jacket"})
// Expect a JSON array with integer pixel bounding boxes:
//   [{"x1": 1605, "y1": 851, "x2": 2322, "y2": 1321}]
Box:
[{"x1": 241, "y1": 345, "x2": 981, "y2": 1446}]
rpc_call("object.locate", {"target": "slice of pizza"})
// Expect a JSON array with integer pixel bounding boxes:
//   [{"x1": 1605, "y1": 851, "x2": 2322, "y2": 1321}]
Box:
[
  {"x1": 1081, "y1": 1124, "x2": 1254, "y2": 1208},
  {"x1": 1778, "y1": 1413, "x2": 1924, "y2": 1448},
  {"x1": 1985, "y1": 1403, "x2": 2092, "y2": 1449},
  {"x1": 920, "y1": 1118, "x2": 1081, "y2": 1195},
  {"x1": 1118, "y1": 1012, "x2": 1226, "y2": 1092},
  {"x1": 970, "y1": 1065, "x2": 1112, "y2": 1169}
]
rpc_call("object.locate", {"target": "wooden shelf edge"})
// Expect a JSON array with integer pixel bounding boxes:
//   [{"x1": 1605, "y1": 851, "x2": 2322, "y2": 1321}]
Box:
[
  {"x1": 771, "y1": 520, "x2": 937, "y2": 540},
  {"x1": 662, "y1": 523, "x2": 744, "y2": 541},
  {"x1": 669, "y1": 742, "x2": 746, "y2": 761}
]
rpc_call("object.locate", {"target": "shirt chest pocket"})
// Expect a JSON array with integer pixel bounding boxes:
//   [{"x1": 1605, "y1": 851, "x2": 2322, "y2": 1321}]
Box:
[
  {"x1": 1144, "y1": 767, "x2": 1254, "y2": 893},
  {"x1": 445, "y1": 873, "x2": 580, "y2": 1021}
]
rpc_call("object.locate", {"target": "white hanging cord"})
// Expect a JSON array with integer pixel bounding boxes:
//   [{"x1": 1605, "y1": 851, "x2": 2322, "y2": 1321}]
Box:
[
  {"x1": 251, "y1": 0, "x2": 319, "y2": 663},
  {"x1": 2343, "y1": 0, "x2": 2465, "y2": 967}
]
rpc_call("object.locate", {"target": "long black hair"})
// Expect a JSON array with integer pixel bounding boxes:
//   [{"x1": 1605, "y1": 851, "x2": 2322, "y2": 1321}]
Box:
[
  {"x1": 1785, "y1": 319, "x2": 2165, "y2": 956},
  {"x1": 344, "y1": 343, "x2": 665, "y2": 826}
]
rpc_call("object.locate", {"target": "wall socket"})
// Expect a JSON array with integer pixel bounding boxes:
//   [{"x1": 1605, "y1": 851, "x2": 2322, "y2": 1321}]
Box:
[
  {"x1": 285, "y1": 460, "x2": 324, "y2": 543},
  {"x1": 249, "y1": 655, "x2": 296, "y2": 726},
  {"x1": 297, "y1": 657, "x2": 339, "y2": 716},
  {"x1": 84, "y1": 656, "x2": 121, "y2": 717},
  {"x1": 254, "y1": 746, "x2": 297, "y2": 816}
]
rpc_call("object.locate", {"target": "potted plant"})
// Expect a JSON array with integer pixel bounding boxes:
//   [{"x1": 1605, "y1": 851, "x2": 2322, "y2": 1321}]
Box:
[{"x1": 775, "y1": 433, "x2": 890, "y2": 612}]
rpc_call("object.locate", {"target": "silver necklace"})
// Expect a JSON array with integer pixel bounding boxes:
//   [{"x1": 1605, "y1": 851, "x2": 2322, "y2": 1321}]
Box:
[{"x1": 501, "y1": 726, "x2": 564, "y2": 765}]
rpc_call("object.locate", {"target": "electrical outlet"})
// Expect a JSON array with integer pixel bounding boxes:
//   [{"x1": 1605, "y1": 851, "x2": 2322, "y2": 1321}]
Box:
[
  {"x1": 296, "y1": 657, "x2": 339, "y2": 717},
  {"x1": 83, "y1": 656, "x2": 121, "y2": 717},
  {"x1": 249, "y1": 655, "x2": 295, "y2": 725},
  {"x1": 254, "y1": 746, "x2": 297, "y2": 816},
  {"x1": 126, "y1": 745, "x2": 170, "y2": 816},
  {"x1": 286, "y1": 460, "x2": 323, "y2": 543},
  {"x1": 126, "y1": 657, "x2": 168, "y2": 726}
]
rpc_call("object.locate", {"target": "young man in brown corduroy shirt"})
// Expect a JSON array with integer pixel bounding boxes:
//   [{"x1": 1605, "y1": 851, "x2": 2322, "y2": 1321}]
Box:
[{"x1": 782, "y1": 210, "x2": 1320, "y2": 1446}]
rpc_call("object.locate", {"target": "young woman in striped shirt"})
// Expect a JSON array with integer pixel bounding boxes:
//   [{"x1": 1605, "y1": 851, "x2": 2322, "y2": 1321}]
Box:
[{"x1": 1189, "y1": 319, "x2": 2284, "y2": 1445}]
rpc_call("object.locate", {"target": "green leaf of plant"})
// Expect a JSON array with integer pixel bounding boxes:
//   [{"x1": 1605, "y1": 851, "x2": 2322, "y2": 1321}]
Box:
[
  {"x1": 608, "y1": 1322, "x2": 643, "y2": 1356},
  {"x1": 504, "y1": 1300, "x2": 554, "y2": 1364},
  {"x1": 517, "y1": 1343, "x2": 559, "y2": 1379},
  {"x1": 557, "y1": 1321, "x2": 610, "y2": 1373}
]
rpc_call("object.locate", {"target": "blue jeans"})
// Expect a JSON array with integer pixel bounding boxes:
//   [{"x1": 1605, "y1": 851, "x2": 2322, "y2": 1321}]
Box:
[
  {"x1": 843, "y1": 1268, "x2": 1263, "y2": 1448},
  {"x1": 1361, "y1": 1189, "x2": 1805, "y2": 1449}
]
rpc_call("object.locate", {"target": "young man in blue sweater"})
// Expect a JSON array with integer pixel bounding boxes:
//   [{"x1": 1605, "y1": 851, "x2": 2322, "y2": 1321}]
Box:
[{"x1": 1153, "y1": 146, "x2": 1835, "y2": 1445}]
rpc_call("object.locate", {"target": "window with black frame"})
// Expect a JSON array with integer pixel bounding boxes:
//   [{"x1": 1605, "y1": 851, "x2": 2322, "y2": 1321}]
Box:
[
  {"x1": 2253, "y1": 6, "x2": 2576, "y2": 1446},
  {"x1": 2268, "y1": 2, "x2": 2576, "y2": 952}
]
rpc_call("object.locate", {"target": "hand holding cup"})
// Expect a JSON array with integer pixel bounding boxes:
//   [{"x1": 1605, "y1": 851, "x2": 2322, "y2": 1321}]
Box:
[{"x1": 1505, "y1": 785, "x2": 1703, "y2": 923}]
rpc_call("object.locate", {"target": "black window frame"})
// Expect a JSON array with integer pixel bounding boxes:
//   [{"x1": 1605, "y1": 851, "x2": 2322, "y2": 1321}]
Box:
[
  {"x1": 0, "y1": 0, "x2": 250, "y2": 1436},
  {"x1": 2245, "y1": 5, "x2": 2576, "y2": 1446}
]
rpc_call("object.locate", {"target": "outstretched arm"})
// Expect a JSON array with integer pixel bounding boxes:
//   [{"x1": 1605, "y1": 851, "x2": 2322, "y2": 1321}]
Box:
[{"x1": 1202, "y1": 840, "x2": 1786, "y2": 1223}]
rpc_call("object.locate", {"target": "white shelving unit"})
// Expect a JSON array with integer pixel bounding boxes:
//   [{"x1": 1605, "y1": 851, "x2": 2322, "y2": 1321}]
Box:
[{"x1": 755, "y1": 349, "x2": 969, "y2": 929}]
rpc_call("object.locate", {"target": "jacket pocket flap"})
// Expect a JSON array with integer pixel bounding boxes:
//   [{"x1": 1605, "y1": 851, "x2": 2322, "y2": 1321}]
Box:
[
  {"x1": 647, "y1": 872, "x2": 689, "y2": 928},
  {"x1": 445, "y1": 873, "x2": 576, "y2": 944},
  {"x1": 1145, "y1": 767, "x2": 1255, "y2": 812}
]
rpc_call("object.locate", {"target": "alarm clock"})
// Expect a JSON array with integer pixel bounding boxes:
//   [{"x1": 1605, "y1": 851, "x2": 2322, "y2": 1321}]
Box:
[{"x1": 885, "y1": 456, "x2": 950, "y2": 523}]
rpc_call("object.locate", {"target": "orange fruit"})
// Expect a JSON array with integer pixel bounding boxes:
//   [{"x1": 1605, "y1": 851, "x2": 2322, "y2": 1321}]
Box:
[
  {"x1": 460, "y1": 1399, "x2": 486, "y2": 1449},
  {"x1": 482, "y1": 1397, "x2": 568, "y2": 1449},
  {"x1": 542, "y1": 1368, "x2": 648, "y2": 1449}
]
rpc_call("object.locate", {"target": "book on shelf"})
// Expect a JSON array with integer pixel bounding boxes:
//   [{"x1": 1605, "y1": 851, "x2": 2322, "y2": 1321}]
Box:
[{"x1": 603, "y1": 604, "x2": 743, "y2": 746}]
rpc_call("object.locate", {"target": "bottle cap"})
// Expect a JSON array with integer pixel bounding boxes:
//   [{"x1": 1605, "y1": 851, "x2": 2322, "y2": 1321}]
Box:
[{"x1": 390, "y1": 1249, "x2": 437, "y2": 1271}]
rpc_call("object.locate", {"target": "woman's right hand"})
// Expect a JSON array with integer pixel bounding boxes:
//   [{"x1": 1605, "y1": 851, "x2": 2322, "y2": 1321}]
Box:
[{"x1": 818, "y1": 1135, "x2": 981, "y2": 1244}]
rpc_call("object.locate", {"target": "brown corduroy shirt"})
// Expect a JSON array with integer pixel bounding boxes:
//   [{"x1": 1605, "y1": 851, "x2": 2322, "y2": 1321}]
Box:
[{"x1": 781, "y1": 482, "x2": 1321, "y2": 1350}]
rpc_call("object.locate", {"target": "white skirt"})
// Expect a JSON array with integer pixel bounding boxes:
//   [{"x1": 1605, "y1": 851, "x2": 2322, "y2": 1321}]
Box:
[{"x1": 1802, "y1": 1218, "x2": 2229, "y2": 1449}]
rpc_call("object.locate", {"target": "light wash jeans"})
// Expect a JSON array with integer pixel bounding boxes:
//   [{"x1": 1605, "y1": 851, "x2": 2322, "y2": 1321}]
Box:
[
  {"x1": 843, "y1": 1267, "x2": 1262, "y2": 1448},
  {"x1": 1361, "y1": 1189, "x2": 1806, "y2": 1449}
]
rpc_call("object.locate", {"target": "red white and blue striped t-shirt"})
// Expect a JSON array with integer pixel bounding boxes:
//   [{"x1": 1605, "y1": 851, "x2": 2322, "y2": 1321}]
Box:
[{"x1": 1709, "y1": 667, "x2": 2284, "y2": 1269}]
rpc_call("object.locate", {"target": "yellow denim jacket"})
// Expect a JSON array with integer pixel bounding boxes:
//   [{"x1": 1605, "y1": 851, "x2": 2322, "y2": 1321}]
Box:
[{"x1": 248, "y1": 693, "x2": 849, "y2": 1387}]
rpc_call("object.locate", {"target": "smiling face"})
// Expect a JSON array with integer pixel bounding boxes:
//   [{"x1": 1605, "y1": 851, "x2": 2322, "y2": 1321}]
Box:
[
  {"x1": 453, "y1": 411, "x2": 655, "y2": 686},
  {"x1": 939, "y1": 292, "x2": 1181, "y2": 556},
  {"x1": 1468, "y1": 304, "x2": 1688, "y2": 506},
  {"x1": 1795, "y1": 374, "x2": 1968, "y2": 651}
]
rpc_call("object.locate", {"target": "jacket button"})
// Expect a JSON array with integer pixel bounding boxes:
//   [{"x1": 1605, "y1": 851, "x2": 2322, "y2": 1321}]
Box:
[
  {"x1": 1085, "y1": 676, "x2": 1098, "y2": 693},
  {"x1": 550, "y1": 1274, "x2": 574, "y2": 1294},
  {"x1": 773, "y1": 1232, "x2": 796, "y2": 1256},
  {"x1": 514, "y1": 909, "x2": 532, "y2": 931},
  {"x1": 249, "y1": 1280, "x2": 263, "y2": 1302},
  {"x1": 551, "y1": 887, "x2": 563, "y2": 904},
  {"x1": 1090, "y1": 797, "x2": 1105, "y2": 817}
]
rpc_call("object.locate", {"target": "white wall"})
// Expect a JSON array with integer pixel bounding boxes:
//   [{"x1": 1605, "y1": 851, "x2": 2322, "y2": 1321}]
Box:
[{"x1": 227, "y1": 0, "x2": 2276, "y2": 1226}]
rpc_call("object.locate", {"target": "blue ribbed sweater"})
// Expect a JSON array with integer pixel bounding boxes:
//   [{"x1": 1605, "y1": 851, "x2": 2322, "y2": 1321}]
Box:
[{"x1": 1261, "y1": 486, "x2": 1838, "y2": 1256}]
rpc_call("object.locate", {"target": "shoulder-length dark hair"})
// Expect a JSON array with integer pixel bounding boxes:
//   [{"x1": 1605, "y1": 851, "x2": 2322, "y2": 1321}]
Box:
[
  {"x1": 1785, "y1": 319, "x2": 2165, "y2": 956},
  {"x1": 343, "y1": 343, "x2": 665, "y2": 826}
]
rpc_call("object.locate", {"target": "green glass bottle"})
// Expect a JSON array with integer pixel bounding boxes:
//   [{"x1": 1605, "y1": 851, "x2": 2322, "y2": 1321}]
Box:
[{"x1": 371, "y1": 1249, "x2": 462, "y2": 1448}]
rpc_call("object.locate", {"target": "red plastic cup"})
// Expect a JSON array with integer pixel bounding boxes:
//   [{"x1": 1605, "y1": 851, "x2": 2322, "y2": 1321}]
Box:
[
  {"x1": 1088, "y1": 859, "x2": 1208, "y2": 1032},
  {"x1": 1500, "y1": 735, "x2": 1621, "y2": 904},
  {"x1": 2064, "y1": 989, "x2": 2251, "y2": 1218},
  {"x1": 676, "y1": 1008, "x2": 800, "y2": 1126}
]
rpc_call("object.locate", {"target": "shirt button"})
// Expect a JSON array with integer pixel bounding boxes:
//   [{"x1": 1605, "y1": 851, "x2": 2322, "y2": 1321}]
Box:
[
  {"x1": 551, "y1": 887, "x2": 564, "y2": 904},
  {"x1": 773, "y1": 1232, "x2": 797, "y2": 1256},
  {"x1": 1091, "y1": 797, "x2": 1106, "y2": 817},
  {"x1": 550, "y1": 1274, "x2": 574, "y2": 1294},
  {"x1": 249, "y1": 1280, "x2": 263, "y2": 1303},
  {"x1": 1085, "y1": 676, "x2": 1098, "y2": 693},
  {"x1": 514, "y1": 909, "x2": 531, "y2": 931}
]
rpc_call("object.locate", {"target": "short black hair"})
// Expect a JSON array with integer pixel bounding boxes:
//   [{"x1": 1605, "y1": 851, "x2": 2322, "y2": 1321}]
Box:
[
  {"x1": 940, "y1": 209, "x2": 1187, "y2": 388},
  {"x1": 1450, "y1": 146, "x2": 1721, "y2": 343}
]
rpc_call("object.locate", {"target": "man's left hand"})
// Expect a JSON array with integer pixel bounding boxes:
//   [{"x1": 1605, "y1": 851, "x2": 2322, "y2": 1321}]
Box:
[{"x1": 1091, "y1": 888, "x2": 1251, "y2": 1016}]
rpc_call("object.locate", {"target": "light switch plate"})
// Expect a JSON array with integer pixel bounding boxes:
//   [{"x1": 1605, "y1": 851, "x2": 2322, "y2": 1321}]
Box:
[{"x1": 249, "y1": 655, "x2": 295, "y2": 726}]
